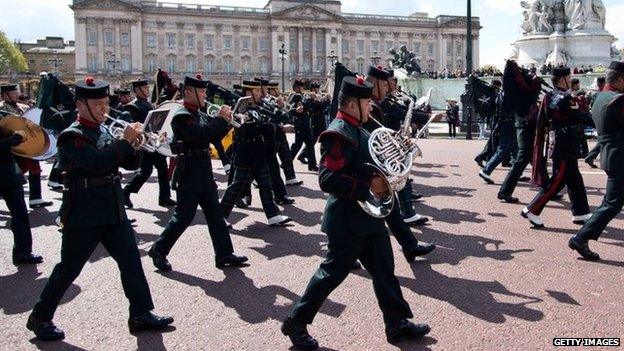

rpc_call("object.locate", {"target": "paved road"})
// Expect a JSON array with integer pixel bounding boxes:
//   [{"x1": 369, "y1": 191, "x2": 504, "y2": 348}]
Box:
[{"x1": 1, "y1": 138, "x2": 623, "y2": 351}]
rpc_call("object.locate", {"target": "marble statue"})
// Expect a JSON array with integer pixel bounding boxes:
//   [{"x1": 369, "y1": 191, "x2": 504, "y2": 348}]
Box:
[{"x1": 565, "y1": 0, "x2": 606, "y2": 30}]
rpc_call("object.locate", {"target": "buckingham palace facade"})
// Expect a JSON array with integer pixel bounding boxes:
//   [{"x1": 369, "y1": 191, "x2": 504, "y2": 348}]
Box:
[{"x1": 71, "y1": 0, "x2": 481, "y2": 87}]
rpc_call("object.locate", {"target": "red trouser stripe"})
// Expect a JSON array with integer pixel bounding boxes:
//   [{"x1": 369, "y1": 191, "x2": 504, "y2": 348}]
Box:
[{"x1": 530, "y1": 160, "x2": 567, "y2": 214}]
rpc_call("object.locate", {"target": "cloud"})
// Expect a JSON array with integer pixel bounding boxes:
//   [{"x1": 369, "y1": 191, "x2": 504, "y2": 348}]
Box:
[{"x1": 480, "y1": 0, "x2": 523, "y2": 15}]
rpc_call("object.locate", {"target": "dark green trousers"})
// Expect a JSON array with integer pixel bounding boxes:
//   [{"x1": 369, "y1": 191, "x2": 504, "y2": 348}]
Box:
[
  {"x1": 576, "y1": 171, "x2": 624, "y2": 241},
  {"x1": 290, "y1": 232, "x2": 413, "y2": 326},
  {"x1": 32, "y1": 221, "x2": 154, "y2": 321},
  {"x1": 154, "y1": 190, "x2": 234, "y2": 258}
]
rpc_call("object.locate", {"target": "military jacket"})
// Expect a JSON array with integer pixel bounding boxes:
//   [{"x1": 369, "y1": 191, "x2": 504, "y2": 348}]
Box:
[
  {"x1": 591, "y1": 89, "x2": 624, "y2": 172},
  {"x1": 57, "y1": 119, "x2": 141, "y2": 229},
  {"x1": 545, "y1": 87, "x2": 593, "y2": 160},
  {"x1": 124, "y1": 98, "x2": 153, "y2": 124},
  {"x1": 319, "y1": 112, "x2": 387, "y2": 237},
  {"x1": 170, "y1": 104, "x2": 228, "y2": 192}
]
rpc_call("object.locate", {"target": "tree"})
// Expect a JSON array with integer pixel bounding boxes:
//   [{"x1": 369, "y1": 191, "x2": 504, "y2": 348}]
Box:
[{"x1": 0, "y1": 30, "x2": 28, "y2": 75}]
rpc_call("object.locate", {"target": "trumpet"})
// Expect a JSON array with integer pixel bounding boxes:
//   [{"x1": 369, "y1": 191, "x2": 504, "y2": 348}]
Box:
[
  {"x1": 105, "y1": 114, "x2": 162, "y2": 152},
  {"x1": 206, "y1": 102, "x2": 245, "y2": 128}
]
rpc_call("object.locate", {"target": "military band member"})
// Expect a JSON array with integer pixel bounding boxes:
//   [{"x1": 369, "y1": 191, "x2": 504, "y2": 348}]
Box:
[
  {"x1": 300, "y1": 81, "x2": 330, "y2": 163},
  {"x1": 522, "y1": 67, "x2": 593, "y2": 228},
  {"x1": 584, "y1": 76, "x2": 606, "y2": 169},
  {"x1": 148, "y1": 74, "x2": 248, "y2": 271},
  {"x1": 122, "y1": 79, "x2": 176, "y2": 208},
  {"x1": 267, "y1": 80, "x2": 302, "y2": 186},
  {"x1": 254, "y1": 77, "x2": 295, "y2": 204},
  {"x1": 569, "y1": 61, "x2": 624, "y2": 260},
  {"x1": 290, "y1": 79, "x2": 318, "y2": 171},
  {"x1": 219, "y1": 80, "x2": 292, "y2": 226},
  {"x1": 1, "y1": 84, "x2": 53, "y2": 208},
  {"x1": 367, "y1": 66, "x2": 429, "y2": 227},
  {"x1": 27, "y1": 77, "x2": 172, "y2": 341},
  {"x1": 282, "y1": 76, "x2": 430, "y2": 350}
]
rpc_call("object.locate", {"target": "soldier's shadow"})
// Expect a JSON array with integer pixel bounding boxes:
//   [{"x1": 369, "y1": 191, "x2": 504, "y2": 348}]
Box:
[
  {"x1": 0, "y1": 265, "x2": 81, "y2": 316},
  {"x1": 355, "y1": 263, "x2": 544, "y2": 324},
  {"x1": 416, "y1": 204, "x2": 486, "y2": 225},
  {"x1": 287, "y1": 184, "x2": 327, "y2": 201},
  {"x1": 27, "y1": 207, "x2": 61, "y2": 230},
  {"x1": 134, "y1": 327, "x2": 176, "y2": 351},
  {"x1": 417, "y1": 227, "x2": 533, "y2": 266},
  {"x1": 161, "y1": 269, "x2": 347, "y2": 324},
  {"x1": 29, "y1": 339, "x2": 90, "y2": 351},
  {"x1": 414, "y1": 184, "x2": 476, "y2": 199},
  {"x1": 232, "y1": 223, "x2": 328, "y2": 260}
]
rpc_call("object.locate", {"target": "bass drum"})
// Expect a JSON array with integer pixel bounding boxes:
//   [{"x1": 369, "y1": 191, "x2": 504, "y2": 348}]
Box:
[
  {"x1": 32, "y1": 133, "x2": 58, "y2": 161},
  {"x1": 210, "y1": 129, "x2": 234, "y2": 159},
  {"x1": 152, "y1": 101, "x2": 183, "y2": 157}
]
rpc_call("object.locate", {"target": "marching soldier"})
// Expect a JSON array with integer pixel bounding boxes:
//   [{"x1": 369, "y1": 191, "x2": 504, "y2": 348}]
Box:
[
  {"x1": 1, "y1": 84, "x2": 53, "y2": 208},
  {"x1": 27, "y1": 77, "x2": 173, "y2": 341},
  {"x1": 569, "y1": 61, "x2": 624, "y2": 260},
  {"x1": 300, "y1": 81, "x2": 330, "y2": 163},
  {"x1": 0, "y1": 117, "x2": 43, "y2": 265},
  {"x1": 122, "y1": 79, "x2": 176, "y2": 208},
  {"x1": 254, "y1": 77, "x2": 295, "y2": 204},
  {"x1": 522, "y1": 67, "x2": 593, "y2": 228},
  {"x1": 282, "y1": 76, "x2": 430, "y2": 350},
  {"x1": 219, "y1": 80, "x2": 292, "y2": 226},
  {"x1": 290, "y1": 79, "x2": 318, "y2": 171},
  {"x1": 267, "y1": 80, "x2": 302, "y2": 186},
  {"x1": 148, "y1": 74, "x2": 248, "y2": 271},
  {"x1": 367, "y1": 66, "x2": 429, "y2": 227}
]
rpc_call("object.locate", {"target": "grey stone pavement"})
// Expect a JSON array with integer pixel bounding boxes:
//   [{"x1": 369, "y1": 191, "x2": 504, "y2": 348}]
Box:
[{"x1": 1, "y1": 137, "x2": 623, "y2": 351}]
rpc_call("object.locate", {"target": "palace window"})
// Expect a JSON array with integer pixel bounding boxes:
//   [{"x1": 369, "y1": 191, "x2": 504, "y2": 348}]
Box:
[
  {"x1": 356, "y1": 40, "x2": 364, "y2": 53},
  {"x1": 146, "y1": 34, "x2": 156, "y2": 48},
  {"x1": 224, "y1": 57, "x2": 233, "y2": 73},
  {"x1": 104, "y1": 31, "x2": 114, "y2": 46},
  {"x1": 259, "y1": 38, "x2": 268, "y2": 51},
  {"x1": 88, "y1": 56, "x2": 98, "y2": 72},
  {"x1": 167, "y1": 55, "x2": 176, "y2": 72},
  {"x1": 316, "y1": 37, "x2": 324, "y2": 52},
  {"x1": 357, "y1": 58, "x2": 364, "y2": 73},
  {"x1": 204, "y1": 57, "x2": 214, "y2": 74},
  {"x1": 290, "y1": 37, "x2": 297, "y2": 51},
  {"x1": 223, "y1": 36, "x2": 232, "y2": 50},
  {"x1": 241, "y1": 36, "x2": 250, "y2": 51},
  {"x1": 456, "y1": 44, "x2": 462, "y2": 55},
  {"x1": 259, "y1": 57, "x2": 268, "y2": 74},
  {"x1": 147, "y1": 56, "x2": 157, "y2": 73},
  {"x1": 186, "y1": 34, "x2": 195, "y2": 49},
  {"x1": 166, "y1": 33, "x2": 176, "y2": 49},
  {"x1": 371, "y1": 41, "x2": 379, "y2": 53},
  {"x1": 447, "y1": 43, "x2": 452, "y2": 55},
  {"x1": 342, "y1": 40, "x2": 349, "y2": 54},
  {"x1": 186, "y1": 56, "x2": 196, "y2": 73},
  {"x1": 385, "y1": 41, "x2": 394, "y2": 51},
  {"x1": 205, "y1": 35, "x2": 214, "y2": 50},
  {"x1": 121, "y1": 32, "x2": 130, "y2": 46},
  {"x1": 428, "y1": 43, "x2": 434, "y2": 55},
  {"x1": 121, "y1": 56, "x2": 131, "y2": 72},
  {"x1": 88, "y1": 31, "x2": 97, "y2": 46},
  {"x1": 413, "y1": 42, "x2": 421, "y2": 54}
]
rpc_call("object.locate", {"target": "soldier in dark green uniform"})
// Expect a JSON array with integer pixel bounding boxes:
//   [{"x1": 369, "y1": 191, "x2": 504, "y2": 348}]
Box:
[
  {"x1": 522, "y1": 66, "x2": 593, "y2": 228},
  {"x1": 569, "y1": 61, "x2": 624, "y2": 260},
  {"x1": 148, "y1": 74, "x2": 248, "y2": 271},
  {"x1": 27, "y1": 77, "x2": 173, "y2": 341},
  {"x1": 281, "y1": 76, "x2": 430, "y2": 350},
  {"x1": 122, "y1": 79, "x2": 176, "y2": 208},
  {"x1": 0, "y1": 116, "x2": 43, "y2": 265}
]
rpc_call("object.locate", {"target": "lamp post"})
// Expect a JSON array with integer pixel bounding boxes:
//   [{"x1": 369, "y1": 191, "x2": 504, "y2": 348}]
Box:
[
  {"x1": 326, "y1": 49, "x2": 338, "y2": 75},
  {"x1": 465, "y1": 0, "x2": 474, "y2": 140},
  {"x1": 48, "y1": 55, "x2": 63, "y2": 75},
  {"x1": 370, "y1": 50, "x2": 381, "y2": 65},
  {"x1": 278, "y1": 42, "x2": 287, "y2": 91}
]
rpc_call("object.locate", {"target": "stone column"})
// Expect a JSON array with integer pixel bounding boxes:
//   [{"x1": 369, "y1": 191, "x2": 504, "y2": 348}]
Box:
[
  {"x1": 75, "y1": 17, "x2": 87, "y2": 74},
  {"x1": 326, "y1": 29, "x2": 333, "y2": 75},
  {"x1": 336, "y1": 28, "x2": 342, "y2": 62},
  {"x1": 271, "y1": 25, "x2": 279, "y2": 75},
  {"x1": 130, "y1": 20, "x2": 143, "y2": 74},
  {"x1": 97, "y1": 18, "x2": 104, "y2": 73},
  {"x1": 439, "y1": 34, "x2": 447, "y2": 71},
  {"x1": 284, "y1": 28, "x2": 290, "y2": 77},
  {"x1": 472, "y1": 36, "x2": 479, "y2": 70},
  {"x1": 312, "y1": 29, "x2": 317, "y2": 73},
  {"x1": 298, "y1": 27, "x2": 303, "y2": 74}
]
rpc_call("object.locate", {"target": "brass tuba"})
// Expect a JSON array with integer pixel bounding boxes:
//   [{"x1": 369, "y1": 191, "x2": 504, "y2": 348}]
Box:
[{"x1": 0, "y1": 115, "x2": 50, "y2": 158}]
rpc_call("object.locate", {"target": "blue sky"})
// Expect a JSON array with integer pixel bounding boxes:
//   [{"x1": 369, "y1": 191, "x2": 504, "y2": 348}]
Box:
[{"x1": 2, "y1": 0, "x2": 624, "y2": 69}]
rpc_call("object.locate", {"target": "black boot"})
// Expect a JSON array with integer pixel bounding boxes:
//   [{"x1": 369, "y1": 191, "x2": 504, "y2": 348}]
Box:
[
  {"x1": 568, "y1": 237, "x2": 600, "y2": 261},
  {"x1": 148, "y1": 247, "x2": 172, "y2": 271},
  {"x1": 281, "y1": 317, "x2": 319, "y2": 350},
  {"x1": 275, "y1": 197, "x2": 295, "y2": 205},
  {"x1": 122, "y1": 190, "x2": 133, "y2": 209},
  {"x1": 158, "y1": 198, "x2": 177, "y2": 207},
  {"x1": 128, "y1": 311, "x2": 174, "y2": 333},
  {"x1": 584, "y1": 157, "x2": 598, "y2": 169},
  {"x1": 215, "y1": 254, "x2": 249, "y2": 268},
  {"x1": 27, "y1": 315, "x2": 65, "y2": 341},
  {"x1": 13, "y1": 252, "x2": 43, "y2": 265},
  {"x1": 497, "y1": 193, "x2": 519, "y2": 203},
  {"x1": 404, "y1": 243, "x2": 436, "y2": 262},
  {"x1": 386, "y1": 319, "x2": 431, "y2": 344},
  {"x1": 474, "y1": 156, "x2": 484, "y2": 168}
]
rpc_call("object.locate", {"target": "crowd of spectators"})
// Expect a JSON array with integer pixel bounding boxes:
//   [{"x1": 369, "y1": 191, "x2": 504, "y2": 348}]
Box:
[{"x1": 421, "y1": 66, "x2": 503, "y2": 79}]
